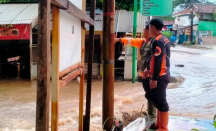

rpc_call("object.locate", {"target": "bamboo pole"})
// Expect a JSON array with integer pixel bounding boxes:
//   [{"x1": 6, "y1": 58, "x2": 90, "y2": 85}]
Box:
[
  {"x1": 51, "y1": 5, "x2": 60, "y2": 131},
  {"x1": 79, "y1": 0, "x2": 86, "y2": 130}
]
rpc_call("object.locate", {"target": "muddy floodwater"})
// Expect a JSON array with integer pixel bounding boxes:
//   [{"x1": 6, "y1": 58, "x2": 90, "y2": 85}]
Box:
[{"x1": 0, "y1": 46, "x2": 216, "y2": 131}]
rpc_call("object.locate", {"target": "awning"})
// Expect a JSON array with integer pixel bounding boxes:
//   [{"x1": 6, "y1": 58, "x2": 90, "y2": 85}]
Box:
[{"x1": 0, "y1": 4, "x2": 38, "y2": 27}]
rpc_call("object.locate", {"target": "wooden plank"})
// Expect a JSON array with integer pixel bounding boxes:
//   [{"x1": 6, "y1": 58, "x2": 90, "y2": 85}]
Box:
[
  {"x1": 30, "y1": 24, "x2": 33, "y2": 81},
  {"x1": 79, "y1": 0, "x2": 86, "y2": 130},
  {"x1": 66, "y1": 2, "x2": 95, "y2": 26},
  {"x1": 51, "y1": 6, "x2": 60, "y2": 131},
  {"x1": 36, "y1": 0, "x2": 51, "y2": 131},
  {"x1": 59, "y1": 68, "x2": 83, "y2": 88},
  {"x1": 51, "y1": 0, "x2": 68, "y2": 9},
  {"x1": 59, "y1": 62, "x2": 81, "y2": 78}
]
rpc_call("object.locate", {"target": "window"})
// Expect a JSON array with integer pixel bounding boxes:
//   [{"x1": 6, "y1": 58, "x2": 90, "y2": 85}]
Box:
[
  {"x1": 200, "y1": 14, "x2": 203, "y2": 19},
  {"x1": 177, "y1": 17, "x2": 180, "y2": 21}
]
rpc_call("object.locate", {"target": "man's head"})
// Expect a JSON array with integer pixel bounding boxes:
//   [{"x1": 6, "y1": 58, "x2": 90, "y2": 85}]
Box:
[
  {"x1": 143, "y1": 24, "x2": 151, "y2": 40},
  {"x1": 149, "y1": 18, "x2": 164, "y2": 37}
]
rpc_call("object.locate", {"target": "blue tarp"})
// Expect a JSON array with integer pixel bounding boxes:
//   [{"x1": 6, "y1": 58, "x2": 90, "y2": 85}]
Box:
[{"x1": 146, "y1": 116, "x2": 215, "y2": 131}]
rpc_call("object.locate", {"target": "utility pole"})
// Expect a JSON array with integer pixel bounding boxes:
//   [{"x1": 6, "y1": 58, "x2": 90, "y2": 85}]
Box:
[
  {"x1": 132, "y1": 0, "x2": 137, "y2": 83},
  {"x1": 190, "y1": 0, "x2": 194, "y2": 43},
  {"x1": 102, "y1": 0, "x2": 115, "y2": 130}
]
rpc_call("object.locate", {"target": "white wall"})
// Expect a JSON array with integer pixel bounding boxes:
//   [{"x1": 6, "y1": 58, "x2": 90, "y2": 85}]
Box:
[
  {"x1": 175, "y1": 15, "x2": 189, "y2": 25},
  {"x1": 69, "y1": 0, "x2": 82, "y2": 9},
  {"x1": 59, "y1": 9, "x2": 81, "y2": 72}
]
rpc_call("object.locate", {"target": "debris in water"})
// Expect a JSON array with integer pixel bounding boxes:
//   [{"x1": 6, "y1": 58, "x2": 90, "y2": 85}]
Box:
[
  {"x1": 170, "y1": 76, "x2": 185, "y2": 83},
  {"x1": 112, "y1": 119, "x2": 123, "y2": 131},
  {"x1": 175, "y1": 64, "x2": 184, "y2": 67},
  {"x1": 122, "y1": 105, "x2": 146, "y2": 127}
]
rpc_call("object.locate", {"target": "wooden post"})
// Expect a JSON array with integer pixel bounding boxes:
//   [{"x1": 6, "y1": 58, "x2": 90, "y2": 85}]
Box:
[
  {"x1": 79, "y1": 0, "x2": 86, "y2": 130},
  {"x1": 102, "y1": 0, "x2": 115, "y2": 130},
  {"x1": 30, "y1": 24, "x2": 33, "y2": 80},
  {"x1": 83, "y1": 0, "x2": 95, "y2": 130},
  {"x1": 36, "y1": 0, "x2": 51, "y2": 131},
  {"x1": 51, "y1": 5, "x2": 60, "y2": 131}
]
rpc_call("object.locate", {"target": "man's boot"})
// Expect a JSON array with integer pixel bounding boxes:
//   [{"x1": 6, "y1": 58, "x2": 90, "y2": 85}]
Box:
[
  {"x1": 157, "y1": 111, "x2": 169, "y2": 131},
  {"x1": 147, "y1": 101, "x2": 157, "y2": 119},
  {"x1": 149, "y1": 110, "x2": 160, "y2": 130}
]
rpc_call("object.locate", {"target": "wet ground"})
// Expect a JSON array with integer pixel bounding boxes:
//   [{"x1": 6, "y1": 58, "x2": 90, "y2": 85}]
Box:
[{"x1": 0, "y1": 45, "x2": 216, "y2": 131}]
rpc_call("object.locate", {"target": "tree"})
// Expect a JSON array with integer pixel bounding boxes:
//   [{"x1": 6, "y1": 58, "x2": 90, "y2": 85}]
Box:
[
  {"x1": 116, "y1": 0, "x2": 140, "y2": 11},
  {"x1": 95, "y1": 0, "x2": 140, "y2": 11},
  {"x1": 213, "y1": 11, "x2": 216, "y2": 20}
]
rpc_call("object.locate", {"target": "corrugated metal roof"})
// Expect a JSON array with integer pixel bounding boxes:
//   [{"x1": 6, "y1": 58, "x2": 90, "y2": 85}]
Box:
[
  {"x1": 173, "y1": 3, "x2": 216, "y2": 16},
  {"x1": 85, "y1": 10, "x2": 147, "y2": 33},
  {"x1": 0, "y1": 4, "x2": 38, "y2": 27}
]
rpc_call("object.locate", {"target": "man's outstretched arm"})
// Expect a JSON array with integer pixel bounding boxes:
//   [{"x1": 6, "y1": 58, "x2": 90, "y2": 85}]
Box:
[{"x1": 114, "y1": 38, "x2": 145, "y2": 48}]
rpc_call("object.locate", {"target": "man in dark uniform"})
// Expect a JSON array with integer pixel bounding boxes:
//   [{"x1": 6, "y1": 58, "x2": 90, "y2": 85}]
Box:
[{"x1": 143, "y1": 18, "x2": 171, "y2": 131}]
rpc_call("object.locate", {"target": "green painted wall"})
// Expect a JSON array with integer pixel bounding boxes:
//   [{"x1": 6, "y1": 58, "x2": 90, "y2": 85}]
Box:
[{"x1": 198, "y1": 21, "x2": 216, "y2": 36}]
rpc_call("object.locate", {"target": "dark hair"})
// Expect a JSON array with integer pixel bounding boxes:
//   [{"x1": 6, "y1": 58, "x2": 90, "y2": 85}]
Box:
[
  {"x1": 149, "y1": 18, "x2": 164, "y2": 31},
  {"x1": 145, "y1": 24, "x2": 149, "y2": 30}
]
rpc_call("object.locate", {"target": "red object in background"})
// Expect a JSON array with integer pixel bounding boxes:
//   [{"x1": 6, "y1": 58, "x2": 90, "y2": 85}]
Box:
[
  {"x1": 0, "y1": 24, "x2": 30, "y2": 40},
  {"x1": 163, "y1": 26, "x2": 168, "y2": 31}
]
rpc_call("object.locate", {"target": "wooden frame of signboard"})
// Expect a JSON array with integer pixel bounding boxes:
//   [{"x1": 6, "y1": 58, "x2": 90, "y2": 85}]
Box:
[{"x1": 36, "y1": 0, "x2": 94, "y2": 131}]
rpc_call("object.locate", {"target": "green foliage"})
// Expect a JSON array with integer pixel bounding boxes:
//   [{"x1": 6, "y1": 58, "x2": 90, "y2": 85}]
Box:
[
  {"x1": 191, "y1": 129, "x2": 200, "y2": 131},
  {"x1": 97, "y1": 0, "x2": 140, "y2": 11},
  {"x1": 213, "y1": 11, "x2": 216, "y2": 21},
  {"x1": 185, "y1": 41, "x2": 192, "y2": 46},
  {"x1": 162, "y1": 31, "x2": 172, "y2": 39},
  {"x1": 214, "y1": 114, "x2": 216, "y2": 128}
]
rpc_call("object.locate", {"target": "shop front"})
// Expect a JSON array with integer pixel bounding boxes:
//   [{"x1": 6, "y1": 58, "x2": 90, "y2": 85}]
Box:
[
  {"x1": 0, "y1": 3, "x2": 38, "y2": 80},
  {"x1": 0, "y1": 24, "x2": 32, "y2": 79}
]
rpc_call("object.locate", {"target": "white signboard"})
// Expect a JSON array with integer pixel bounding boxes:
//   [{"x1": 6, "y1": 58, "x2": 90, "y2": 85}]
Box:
[
  {"x1": 69, "y1": 0, "x2": 82, "y2": 9},
  {"x1": 59, "y1": 9, "x2": 81, "y2": 72}
]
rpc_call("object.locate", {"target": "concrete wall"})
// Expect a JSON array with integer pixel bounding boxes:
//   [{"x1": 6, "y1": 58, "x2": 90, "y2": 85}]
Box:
[{"x1": 201, "y1": 36, "x2": 216, "y2": 45}]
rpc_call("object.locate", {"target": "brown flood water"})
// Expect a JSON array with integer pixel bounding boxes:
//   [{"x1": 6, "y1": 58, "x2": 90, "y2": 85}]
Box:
[
  {"x1": 1, "y1": 46, "x2": 216, "y2": 131},
  {"x1": 0, "y1": 80, "x2": 150, "y2": 131}
]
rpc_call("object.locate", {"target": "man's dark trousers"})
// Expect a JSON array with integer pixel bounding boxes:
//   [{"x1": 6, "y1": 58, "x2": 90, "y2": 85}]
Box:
[{"x1": 142, "y1": 77, "x2": 157, "y2": 119}]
